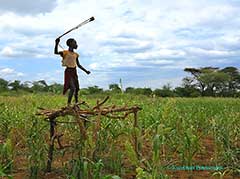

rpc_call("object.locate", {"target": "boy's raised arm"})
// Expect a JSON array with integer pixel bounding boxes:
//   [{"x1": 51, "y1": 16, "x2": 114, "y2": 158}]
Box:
[{"x1": 54, "y1": 38, "x2": 63, "y2": 56}]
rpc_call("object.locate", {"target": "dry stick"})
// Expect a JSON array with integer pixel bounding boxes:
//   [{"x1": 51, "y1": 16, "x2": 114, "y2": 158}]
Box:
[
  {"x1": 56, "y1": 134, "x2": 64, "y2": 149},
  {"x1": 104, "y1": 110, "x2": 133, "y2": 119},
  {"x1": 92, "y1": 110, "x2": 102, "y2": 160},
  {"x1": 93, "y1": 110, "x2": 102, "y2": 143},
  {"x1": 73, "y1": 106, "x2": 88, "y2": 141},
  {"x1": 76, "y1": 116, "x2": 87, "y2": 140},
  {"x1": 37, "y1": 105, "x2": 142, "y2": 120},
  {"x1": 93, "y1": 96, "x2": 109, "y2": 110},
  {"x1": 46, "y1": 117, "x2": 56, "y2": 172},
  {"x1": 133, "y1": 111, "x2": 139, "y2": 158}
]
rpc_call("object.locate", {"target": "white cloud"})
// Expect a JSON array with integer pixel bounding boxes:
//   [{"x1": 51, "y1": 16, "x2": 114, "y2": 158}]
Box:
[
  {"x1": 0, "y1": 68, "x2": 14, "y2": 74},
  {"x1": 150, "y1": 60, "x2": 174, "y2": 65},
  {"x1": 0, "y1": 0, "x2": 58, "y2": 15},
  {"x1": 187, "y1": 47, "x2": 237, "y2": 58},
  {"x1": 0, "y1": 0, "x2": 239, "y2": 88},
  {"x1": 89, "y1": 63, "x2": 98, "y2": 70},
  {"x1": 0, "y1": 68, "x2": 25, "y2": 79},
  {"x1": 1, "y1": 47, "x2": 14, "y2": 57},
  {"x1": 35, "y1": 70, "x2": 63, "y2": 84},
  {"x1": 134, "y1": 49, "x2": 186, "y2": 60}
]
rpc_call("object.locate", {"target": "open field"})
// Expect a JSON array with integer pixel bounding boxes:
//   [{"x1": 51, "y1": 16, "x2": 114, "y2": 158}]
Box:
[{"x1": 0, "y1": 93, "x2": 239, "y2": 179}]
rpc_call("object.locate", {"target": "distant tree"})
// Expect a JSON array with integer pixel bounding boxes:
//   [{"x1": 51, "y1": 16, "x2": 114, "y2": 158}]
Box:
[
  {"x1": 154, "y1": 84, "x2": 175, "y2": 97},
  {"x1": 182, "y1": 77, "x2": 195, "y2": 88},
  {"x1": 109, "y1": 83, "x2": 121, "y2": 93},
  {"x1": 125, "y1": 87, "x2": 152, "y2": 96},
  {"x1": 133, "y1": 88, "x2": 144, "y2": 95},
  {"x1": 48, "y1": 83, "x2": 63, "y2": 94},
  {"x1": 125, "y1": 87, "x2": 135, "y2": 94},
  {"x1": 174, "y1": 87, "x2": 201, "y2": 97},
  {"x1": 8, "y1": 80, "x2": 22, "y2": 91},
  {"x1": 0, "y1": 78, "x2": 9, "y2": 92},
  {"x1": 87, "y1": 86, "x2": 103, "y2": 94},
  {"x1": 220, "y1": 67, "x2": 240, "y2": 96},
  {"x1": 174, "y1": 77, "x2": 201, "y2": 97},
  {"x1": 153, "y1": 89, "x2": 162, "y2": 96},
  {"x1": 31, "y1": 80, "x2": 48, "y2": 92},
  {"x1": 183, "y1": 66, "x2": 240, "y2": 97},
  {"x1": 141, "y1": 88, "x2": 152, "y2": 96},
  {"x1": 184, "y1": 67, "x2": 219, "y2": 95},
  {"x1": 79, "y1": 88, "x2": 90, "y2": 95},
  {"x1": 21, "y1": 81, "x2": 33, "y2": 92},
  {"x1": 198, "y1": 69, "x2": 230, "y2": 96}
]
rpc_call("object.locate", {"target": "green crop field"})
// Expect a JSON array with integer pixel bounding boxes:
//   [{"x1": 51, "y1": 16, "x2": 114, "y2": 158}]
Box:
[{"x1": 0, "y1": 93, "x2": 239, "y2": 179}]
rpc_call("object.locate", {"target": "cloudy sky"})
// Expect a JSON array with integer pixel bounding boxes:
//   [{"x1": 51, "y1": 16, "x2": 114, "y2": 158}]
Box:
[{"x1": 0, "y1": 0, "x2": 239, "y2": 89}]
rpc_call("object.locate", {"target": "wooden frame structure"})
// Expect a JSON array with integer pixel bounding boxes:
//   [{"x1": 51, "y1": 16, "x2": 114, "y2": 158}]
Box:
[{"x1": 36, "y1": 96, "x2": 142, "y2": 172}]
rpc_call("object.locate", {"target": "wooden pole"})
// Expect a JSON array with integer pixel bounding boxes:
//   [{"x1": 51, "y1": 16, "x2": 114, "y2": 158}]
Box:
[
  {"x1": 133, "y1": 111, "x2": 139, "y2": 158},
  {"x1": 46, "y1": 117, "x2": 56, "y2": 172}
]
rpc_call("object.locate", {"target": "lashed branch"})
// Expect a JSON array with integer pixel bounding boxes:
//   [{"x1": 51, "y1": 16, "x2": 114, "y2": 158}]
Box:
[{"x1": 37, "y1": 96, "x2": 142, "y2": 121}]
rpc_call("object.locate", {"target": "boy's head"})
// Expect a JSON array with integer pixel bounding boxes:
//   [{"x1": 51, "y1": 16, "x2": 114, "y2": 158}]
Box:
[{"x1": 66, "y1": 38, "x2": 78, "y2": 49}]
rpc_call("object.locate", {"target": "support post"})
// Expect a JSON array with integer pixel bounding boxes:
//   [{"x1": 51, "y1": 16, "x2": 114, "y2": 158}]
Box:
[
  {"x1": 133, "y1": 111, "x2": 139, "y2": 158},
  {"x1": 46, "y1": 117, "x2": 56, "y2": 172}
]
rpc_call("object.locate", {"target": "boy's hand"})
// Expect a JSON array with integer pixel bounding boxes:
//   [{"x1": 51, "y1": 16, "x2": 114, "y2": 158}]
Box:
[
  {"x1": 86, "y1": 70, "x2": 91, "y2": 75},
  {"x1": 55, "y1": 38, "x2": 60, "y2": 44}
]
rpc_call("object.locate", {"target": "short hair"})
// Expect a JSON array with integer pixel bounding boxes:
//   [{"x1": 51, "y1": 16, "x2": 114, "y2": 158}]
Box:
[{"x1": 66, "y1": 38, "x2": 75, "y2": 46}]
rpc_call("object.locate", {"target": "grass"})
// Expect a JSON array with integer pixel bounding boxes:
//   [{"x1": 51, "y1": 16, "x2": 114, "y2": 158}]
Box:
[{"x1": 0, "y1": 93, "x2": 239, "y2": 178}]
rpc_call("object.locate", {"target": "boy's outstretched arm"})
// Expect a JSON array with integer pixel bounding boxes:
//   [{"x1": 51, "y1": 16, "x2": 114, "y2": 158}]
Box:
[
  {"x1": 54, "y1": 38, "x2": 63, "y2": 56},
  {"x1": 76, "y1": 58, "x2": 91, "y2": 74}
]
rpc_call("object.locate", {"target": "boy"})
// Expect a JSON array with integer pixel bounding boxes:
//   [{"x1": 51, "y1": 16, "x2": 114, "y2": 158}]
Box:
[{"x1": 54, "y1": 38, "x2": 90, "y2": 105}]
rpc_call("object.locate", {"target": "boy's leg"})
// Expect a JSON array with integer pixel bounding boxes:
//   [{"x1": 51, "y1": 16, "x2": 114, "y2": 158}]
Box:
[
  {"x1": 68, "y1": 89, "x2": 74, "y2": 105},
  {"x1": 68, "y1": 78, "x2": 75, "y2": 105},
  {"x1": 74, "y1": 78, "x2": 79, "y2": 104},
  {"x1": 69, "y1": 77, "x2": 79, "y2": 104},
  {"x1": 68, "y1": 88, "x2": 74, "y2": 105},
  {"x1": 74, "y1": 89, "x2": 79, "y2": 103}
]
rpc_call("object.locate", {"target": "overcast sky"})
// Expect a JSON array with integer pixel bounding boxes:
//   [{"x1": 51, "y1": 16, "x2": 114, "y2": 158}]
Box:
[{"x1": 0, "y1": 0, "x2": 239, "y2": 89}]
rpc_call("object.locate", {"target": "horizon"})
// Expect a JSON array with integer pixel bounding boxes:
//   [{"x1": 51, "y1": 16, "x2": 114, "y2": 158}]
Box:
[{"x1": 0, "y1": 0, "x2": 240, "y2": 89}]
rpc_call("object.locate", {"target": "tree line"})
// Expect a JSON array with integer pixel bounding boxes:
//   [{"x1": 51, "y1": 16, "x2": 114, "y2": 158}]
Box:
[{"x1": 0, "y1": 66, "x2": 239, "y2": 97}]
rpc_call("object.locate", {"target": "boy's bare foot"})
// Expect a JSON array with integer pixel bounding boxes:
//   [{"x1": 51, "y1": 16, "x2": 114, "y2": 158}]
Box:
[{"x1": 74, "y1": 102, "x2": 80, "y2": 106}]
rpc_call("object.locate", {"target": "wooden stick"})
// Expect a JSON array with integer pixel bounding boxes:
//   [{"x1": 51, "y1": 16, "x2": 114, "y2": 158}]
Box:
[
  {"x1": 46, "y1": 117, "x2": 56, "y2": 172},
  {"x1": 93, "y1": 96, "x2": 109, "y2": 110}
]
